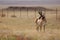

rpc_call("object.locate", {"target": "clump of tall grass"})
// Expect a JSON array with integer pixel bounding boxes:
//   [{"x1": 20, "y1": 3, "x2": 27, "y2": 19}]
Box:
[
  {"x1": 0, "y1": 34, "x2": 35, "y2": 40},
  {"x1": 47, "y1": 34, "x2": 60, "y2": 40}
]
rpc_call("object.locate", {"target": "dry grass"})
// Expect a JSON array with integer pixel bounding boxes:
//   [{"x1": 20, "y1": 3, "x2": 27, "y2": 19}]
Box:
[{"x1": 0, "y1": 10, "x2": 60, "y2": 40}]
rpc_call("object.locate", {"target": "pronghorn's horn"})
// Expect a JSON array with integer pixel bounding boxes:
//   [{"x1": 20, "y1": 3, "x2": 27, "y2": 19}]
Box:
[{"x1": 38, "y1": 12, "x2": 42, "y2": 16}]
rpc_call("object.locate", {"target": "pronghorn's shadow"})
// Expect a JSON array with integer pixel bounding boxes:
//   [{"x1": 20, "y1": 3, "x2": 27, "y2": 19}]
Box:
[{"x1": 35, "y1": 11, "x2": 47, "y2": 32}]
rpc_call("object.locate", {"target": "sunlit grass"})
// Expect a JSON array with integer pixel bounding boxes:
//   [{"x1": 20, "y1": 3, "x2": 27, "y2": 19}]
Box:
[{"x1": 0, "y1": 14, "x2": 60, "y2": 40}]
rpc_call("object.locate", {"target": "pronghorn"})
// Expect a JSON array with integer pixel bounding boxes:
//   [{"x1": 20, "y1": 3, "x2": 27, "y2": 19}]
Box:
[{"x1": 35, "y1": 11, "x2": 47, "y2": 32}]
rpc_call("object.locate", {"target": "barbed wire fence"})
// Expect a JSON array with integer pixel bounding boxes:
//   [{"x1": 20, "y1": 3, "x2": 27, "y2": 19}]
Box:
[{"x1": 0, "y1": 8, "x2": 59, "y2": 20}]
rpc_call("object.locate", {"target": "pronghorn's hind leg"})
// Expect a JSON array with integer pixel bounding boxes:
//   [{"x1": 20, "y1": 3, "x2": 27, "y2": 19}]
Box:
[
  {"x1": 36, "y1": 26, "x2": 39, "y2": 31},
  {"x1": 43, "y1": 25, "x2": 45, "y2": 32},
  {"x1": 43, "y1": 22, "x2": 46, "y2": 32}
]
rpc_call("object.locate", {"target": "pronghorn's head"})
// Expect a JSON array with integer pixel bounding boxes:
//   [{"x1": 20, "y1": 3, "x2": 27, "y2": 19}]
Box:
[{"x1": 38, "y1": 11, "x2": 45, "y2": 16}]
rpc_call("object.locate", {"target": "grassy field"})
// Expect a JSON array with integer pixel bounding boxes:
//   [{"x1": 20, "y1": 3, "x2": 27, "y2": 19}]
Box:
[{"x1": 0, "y1": 10, "x2": 60, "y2": 40}]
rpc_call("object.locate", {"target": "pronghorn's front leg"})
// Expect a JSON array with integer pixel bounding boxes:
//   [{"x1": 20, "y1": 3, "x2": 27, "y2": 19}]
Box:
[
  {"x1": 40, "y1": 24, "x2": 42, "y2": 31},
  {"x1": 36, "y1": 25, "x2": 40, "y2": 31},
  {"x1": 39, "y1": 22, "x2": 43, "y2": 32}
]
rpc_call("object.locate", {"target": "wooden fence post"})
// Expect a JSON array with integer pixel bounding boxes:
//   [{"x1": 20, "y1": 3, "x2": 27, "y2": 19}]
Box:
[
  {"x1": 7, "y1": 9, "x2": 8, "y2": 18},
  {"x1": 2, "y1": 9, "x2": 3, "y2": 16},
  {"x1": 27, "y1": 8, "x2": 28, "y2": 18},
  {"x1": 35, "y1": 8, "x2": 36, "y2": 18},
  {"x1": 56, "y1": 8, "x2": 58, "y2": 21},
  {"x1": 20, "y1": 8, "x2": 21, "y2": 18}
]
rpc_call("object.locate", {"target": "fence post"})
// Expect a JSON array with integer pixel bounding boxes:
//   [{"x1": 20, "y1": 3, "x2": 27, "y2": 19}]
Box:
[
  {"x1": 11, "y1": 9, "x2": 16, "y2": 17},
  {"x1": 35, "y1": 8, "x2": 36, "y2": 18},
  {"x1": 13, "y1": 9, "x2": 16, "y2": 17},
  {"x1": 2, "y1": 9, "x2": 3, "y2": 16},
  {"x1": 7, "y1": 9, "x2": 8, "y2": 18},
  {"x1": 56, "y1": 8, "x2": 58, "y2": 21},
  {"x1": 27, "y1": 8, "x2": 28, "y2": 18},
  {"x1": 14, "y1": 9, "x2": 15, "y2": 16},
  {"x1": 20, "y1": 8, "x2": 21, "y2": 18},
  {"x1": 44, "y1": 10, "x2": 46, "y2": 17}
]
